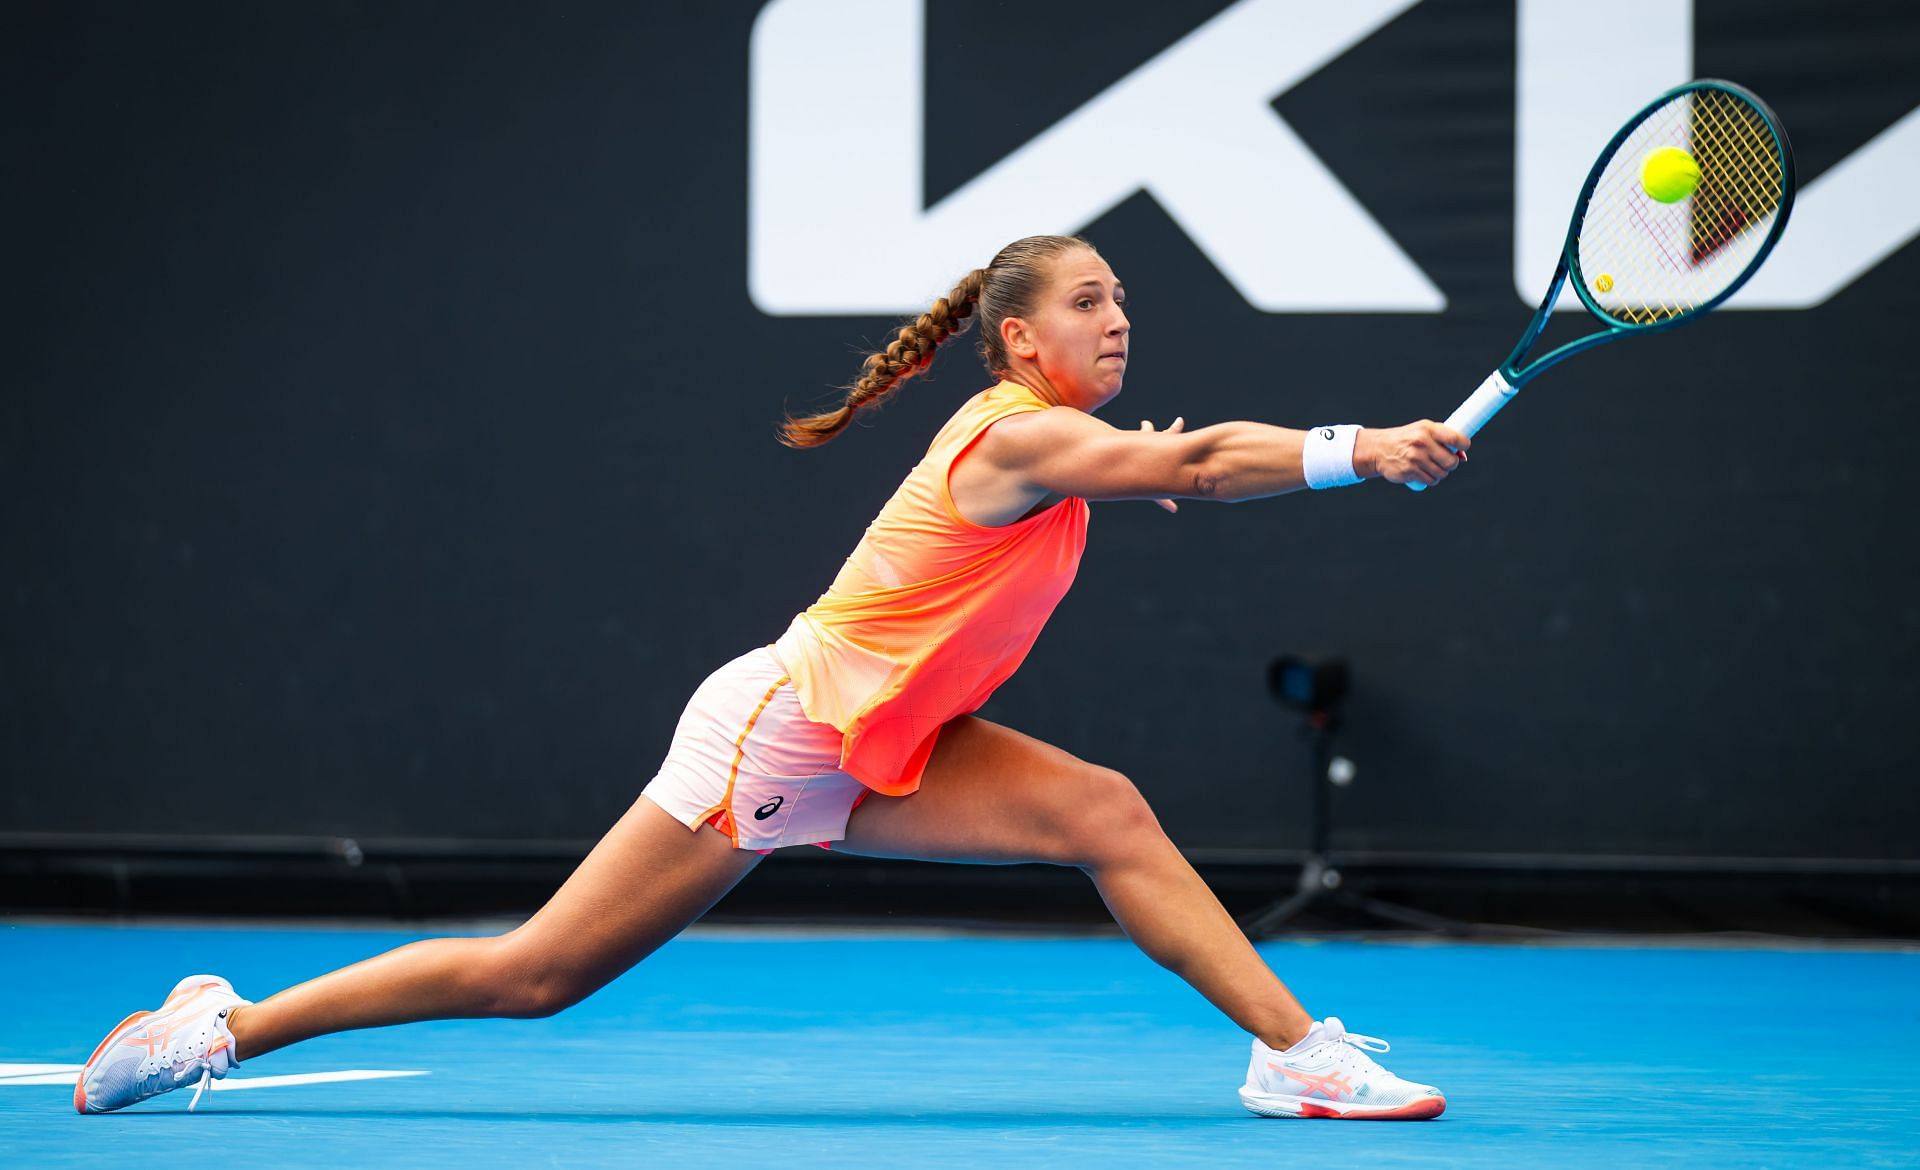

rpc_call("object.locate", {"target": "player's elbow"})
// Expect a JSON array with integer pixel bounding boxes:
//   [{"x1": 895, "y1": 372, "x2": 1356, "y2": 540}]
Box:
[{"x1": 1185, "y1": 449, "x2": 1241, "y2": 502}]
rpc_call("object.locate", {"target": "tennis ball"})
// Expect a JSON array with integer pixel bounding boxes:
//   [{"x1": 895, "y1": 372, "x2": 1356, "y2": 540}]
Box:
[
  {"x1": 1595, "y1": 273, "x2": 1614, "y2": 293},
  {"x1": 1641, "y1": 146, "x2": 1701, "y2": 203}
]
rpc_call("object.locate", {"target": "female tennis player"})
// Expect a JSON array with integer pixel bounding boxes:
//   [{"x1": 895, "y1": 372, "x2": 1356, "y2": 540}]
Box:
[{"x1": 76, "y1": 235, "x2": 1466, "y2": 1120}]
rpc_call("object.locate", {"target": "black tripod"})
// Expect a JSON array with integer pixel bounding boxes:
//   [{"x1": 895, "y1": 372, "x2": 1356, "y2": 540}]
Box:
[{"x1": 1240, "y1": 656, "x2": 1472, "y2": 938}]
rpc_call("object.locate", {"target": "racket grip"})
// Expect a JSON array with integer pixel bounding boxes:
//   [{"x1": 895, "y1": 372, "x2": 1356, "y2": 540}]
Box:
[{"x1": 1406, "y1": 370, "x2": 1516, "y2": 492}]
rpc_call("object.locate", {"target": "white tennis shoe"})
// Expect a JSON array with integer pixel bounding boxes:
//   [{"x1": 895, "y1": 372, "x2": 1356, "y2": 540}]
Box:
[
  {"x1": 1239, "y1": 1016, "x2": 1446, "y2": 1119},
  {"x1": 75, "y1": 974, "x2": 251, "y2": 1114}
]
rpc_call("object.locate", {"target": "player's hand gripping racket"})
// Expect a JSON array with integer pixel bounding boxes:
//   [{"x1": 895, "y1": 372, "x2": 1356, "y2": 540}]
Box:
[{"x1": 1409, "y1": 79, "x2": 1795, "y2": 490}]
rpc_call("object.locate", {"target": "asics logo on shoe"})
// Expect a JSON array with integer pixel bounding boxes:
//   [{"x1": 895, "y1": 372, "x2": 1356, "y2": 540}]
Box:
[
  {"x1": 1267, "y1": 1063, "x2": 1355, "y2": 1101},
  {"x1": 754, "y1": 796, "x2": 785, "y2": 820},
  {"x1": 113, "y1": 983, "x2": 224, "y2": 1060},
  {"x1": 120, "y1": 1021, "x2": 185, "y2": 1059}
]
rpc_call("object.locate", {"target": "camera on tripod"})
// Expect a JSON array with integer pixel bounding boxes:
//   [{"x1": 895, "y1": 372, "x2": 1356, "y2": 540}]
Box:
[{"x1": 1239, "y1": 654, "x2": 1463, "y2": 937}]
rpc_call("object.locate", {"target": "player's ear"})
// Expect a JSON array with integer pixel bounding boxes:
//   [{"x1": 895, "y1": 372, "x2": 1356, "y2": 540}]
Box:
[{"x1": 1002, "y1": 315, "x2": 1038, "y2": 361}]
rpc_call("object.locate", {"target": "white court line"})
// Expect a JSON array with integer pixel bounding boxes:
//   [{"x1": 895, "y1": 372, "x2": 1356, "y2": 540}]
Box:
[
  {"x1": 207, "y1": 1069, "x2": 429, "y2": 1091},
  {"x1": 0, "y1": 1063, "x2": 427, "y2": 1088},
  {"x1": 0, "y1": 1064, "x2": 81, "y2": 1084}
]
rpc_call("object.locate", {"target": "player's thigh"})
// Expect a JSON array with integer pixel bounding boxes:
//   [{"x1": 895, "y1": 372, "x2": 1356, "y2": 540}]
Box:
[
  {"x1": 498, "y1": 796, "x2": 762, "y2": 993},
  {"x1": 838, "y1": 716, "x2": 1162, "y2": 866}
]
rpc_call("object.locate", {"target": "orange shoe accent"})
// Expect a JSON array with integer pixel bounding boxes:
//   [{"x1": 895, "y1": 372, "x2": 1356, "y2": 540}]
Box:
[
  {"x1": 82, "y1": 1010, "x2": 151, "y2": 1070},
  {"x1": 1268, "y1": 1064, "x2": 1357, "y2": 1101},
  {"x1": 77, "y1": 1007, "x2": 155, "y2": 1114},
  {"x1": 1351, "y1": 1095, "x2": 1446, "y2": 1120},
  {"x1": 159, "y1": 980, "x2": 216, "y2": 1010},
  {"x1": 1296, "y1": 1095, "x2": 1446, "y2": 1120}
]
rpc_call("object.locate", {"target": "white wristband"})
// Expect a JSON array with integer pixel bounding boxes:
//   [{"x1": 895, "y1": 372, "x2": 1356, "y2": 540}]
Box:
[{"x1": 1302, "y1": 424, "x2": 1362, "y2": 489}]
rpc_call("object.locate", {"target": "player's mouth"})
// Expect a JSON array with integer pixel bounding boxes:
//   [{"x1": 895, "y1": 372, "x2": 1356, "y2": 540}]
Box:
[{"x1": 1099, "y1": 351, "x2": 1127, "y2": 362}]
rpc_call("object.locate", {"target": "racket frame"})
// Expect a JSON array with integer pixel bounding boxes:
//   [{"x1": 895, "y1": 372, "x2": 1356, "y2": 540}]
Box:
[
  {"x1": 1407, "y1": 80, "x2": 1795, "y2": 491},
  {"x1": 1503, "y1": 78, "x2": 1797, "y2": 390}
]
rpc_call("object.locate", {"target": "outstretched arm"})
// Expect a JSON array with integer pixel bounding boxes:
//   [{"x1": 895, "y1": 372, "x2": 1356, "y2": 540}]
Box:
[{"x1": 977, "y1": 407, "x2": 1470, "y2": 503}]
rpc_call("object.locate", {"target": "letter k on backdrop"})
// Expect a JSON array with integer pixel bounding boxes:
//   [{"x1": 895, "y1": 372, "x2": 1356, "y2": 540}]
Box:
[{"x1": 749, "y1": 0, "x2": 1919, "y2": 316}]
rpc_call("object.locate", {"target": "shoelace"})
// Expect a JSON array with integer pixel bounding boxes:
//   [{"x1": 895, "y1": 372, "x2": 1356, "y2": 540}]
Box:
[
  {"x1": 183, "y1": 1012, "x2": 234, "y2": 1113},
  {"x1": 188, "y1": 1068, "x2": 214, "y2": 1113},
  {"x1": 136, "y1": 1010, "x2": 229, "y2": 1112},
  {"x1": 1302, "y1": 1019, "x2": 1393, "y2": 1079},
  {"x1": 1326, "y1": 1028, "x2": 1391, "y2": 1079}
]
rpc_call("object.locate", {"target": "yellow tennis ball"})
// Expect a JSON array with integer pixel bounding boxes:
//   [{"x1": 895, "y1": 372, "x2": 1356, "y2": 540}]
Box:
[
  {"x1": 1596, "y1": 273, "x2": 1614, "y2": 293},
  {"x1": 1641, "y1": 146, "x2": 1701, "y2": 203}
]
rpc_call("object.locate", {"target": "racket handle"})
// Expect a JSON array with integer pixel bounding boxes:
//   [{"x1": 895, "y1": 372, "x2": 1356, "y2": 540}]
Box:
[{"x1": 1406, "y1": 370, "x2": 1516, "y2": 492}]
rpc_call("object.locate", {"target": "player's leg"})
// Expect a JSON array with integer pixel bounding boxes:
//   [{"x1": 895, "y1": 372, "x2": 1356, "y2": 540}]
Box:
[
  {"x1": 77, "y1": 796, "x2": 758, "y2": 1113},
  {"x1": 78, "y1": 650, "x2": 803, "y2": 1113},
  {"x1": 838, "y1": 715, "x2": 1445, "y2": 1119},
  {"x1": 227, "y1": 797, "x2": 759, "y2": 1060},
  {"x1": 837, "y1": 715, "x2": 1312, "y2": 1050}
]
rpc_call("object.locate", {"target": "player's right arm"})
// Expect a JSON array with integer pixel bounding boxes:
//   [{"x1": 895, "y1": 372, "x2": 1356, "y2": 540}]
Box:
[{"x1": 976, "y1": 407, "x2": 1468, "y2": 505}]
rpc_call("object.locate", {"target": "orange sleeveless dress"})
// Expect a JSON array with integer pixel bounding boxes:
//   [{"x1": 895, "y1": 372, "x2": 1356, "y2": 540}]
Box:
[{"x1": 773, "y1": 381, "x2": 1090, "y2": 795}]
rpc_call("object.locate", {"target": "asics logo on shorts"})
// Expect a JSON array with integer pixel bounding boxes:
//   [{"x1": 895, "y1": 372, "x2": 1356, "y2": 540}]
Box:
[{"x1": 754, "y1": 796, "x2": 786, "y2": 821}]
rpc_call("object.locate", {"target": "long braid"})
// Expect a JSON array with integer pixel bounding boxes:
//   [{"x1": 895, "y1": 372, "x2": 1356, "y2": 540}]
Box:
[
  {"x1": 779, "y1": 234, "x2": 1095, "y2": 449},
  {"x1": 778, "y1": 269, "x2": 986, "y2": 449}
]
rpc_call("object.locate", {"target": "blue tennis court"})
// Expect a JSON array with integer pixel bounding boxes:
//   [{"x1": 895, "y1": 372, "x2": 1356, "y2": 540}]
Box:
[{"x1": 5, "y1": 922, "x2": 1914, "y2": 1168}]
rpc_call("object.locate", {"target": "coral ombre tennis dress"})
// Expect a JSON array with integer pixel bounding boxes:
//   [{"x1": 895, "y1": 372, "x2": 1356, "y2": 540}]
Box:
[{"x1": 774, "y1": 381, "x2": 1090, "y2": 794}]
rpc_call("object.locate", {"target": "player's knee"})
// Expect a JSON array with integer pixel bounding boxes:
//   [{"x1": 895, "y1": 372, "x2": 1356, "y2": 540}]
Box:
[
  {"x1": 495, "y1": 975, "x2": 586, "y2": 1020},
  {"x1": 474, "y1": 935, "x2": 593, "y2": 1019},
  {"x1": 1062, "y1": 766, "x2": 1162, "y2": 866}
]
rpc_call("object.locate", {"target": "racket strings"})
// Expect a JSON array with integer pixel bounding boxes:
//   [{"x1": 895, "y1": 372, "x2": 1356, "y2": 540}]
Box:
[
  {"x1": 1687, "y1": 91, "x2": 1785, "y2": 264},
  {"x1": 1579, "y1": 102, "x2": 1701, "y2": 323},
  {"x1": 1574, "y1": 88, "x2": 1787, "y2": 326}
]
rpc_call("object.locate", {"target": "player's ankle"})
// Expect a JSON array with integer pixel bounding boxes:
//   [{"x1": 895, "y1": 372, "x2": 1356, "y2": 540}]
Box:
[
  {"x1": 1258, "y1": 1014, "x2": 1315, "y2": 1051},
  {"x1": 223, "y1": 1004, "x2": 252, "y2": 1061}
]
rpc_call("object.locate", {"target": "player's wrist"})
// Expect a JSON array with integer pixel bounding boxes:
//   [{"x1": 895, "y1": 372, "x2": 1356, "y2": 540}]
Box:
[
  {"x1": 1350, "y1": 428, "x2": 1378, "y2": 479},
  {"x1": 1302, "y1": 424, "x2": 1364, "y2": 489}
]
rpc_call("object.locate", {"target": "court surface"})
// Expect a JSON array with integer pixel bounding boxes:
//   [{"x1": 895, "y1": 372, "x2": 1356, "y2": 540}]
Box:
[{"x1": 4, "y1": 922, "x2": 1915, "y2": 1168}]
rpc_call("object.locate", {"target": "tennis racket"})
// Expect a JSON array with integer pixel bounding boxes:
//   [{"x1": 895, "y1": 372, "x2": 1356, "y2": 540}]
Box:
[{"x1": 1409, "y1": 79, "x2": 1795, "y2": 491}]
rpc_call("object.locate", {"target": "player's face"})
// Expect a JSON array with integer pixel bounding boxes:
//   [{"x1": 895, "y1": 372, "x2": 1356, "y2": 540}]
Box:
[{"x1": 1025, "y1": 251, "x2": 1130, "y2": 411}]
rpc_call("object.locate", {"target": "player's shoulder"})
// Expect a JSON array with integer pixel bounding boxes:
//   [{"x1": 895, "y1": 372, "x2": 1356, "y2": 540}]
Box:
[{"x1": 975, "y1": 405, "x2": 1109, "y2": 465}]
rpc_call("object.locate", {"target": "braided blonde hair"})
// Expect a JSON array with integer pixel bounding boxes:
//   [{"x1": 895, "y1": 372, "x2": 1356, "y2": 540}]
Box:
[{"x1": 779, "y1": 234, "x2": 1096, "y2": 448}]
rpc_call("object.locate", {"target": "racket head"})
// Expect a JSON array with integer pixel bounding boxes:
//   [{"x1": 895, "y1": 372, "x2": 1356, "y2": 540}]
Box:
[{"x1": 1562, "y1": 80, "x2": 1796, "y2": 331}]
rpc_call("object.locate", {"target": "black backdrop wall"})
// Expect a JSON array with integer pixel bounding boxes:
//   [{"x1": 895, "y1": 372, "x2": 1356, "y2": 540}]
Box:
[{"x1": 6, "y1": 0, "x2": 1917, "y2": 885}]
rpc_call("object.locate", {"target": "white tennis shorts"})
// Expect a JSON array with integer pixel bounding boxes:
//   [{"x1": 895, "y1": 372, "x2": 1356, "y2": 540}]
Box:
[{"x1": 641, "y1": 646, "x2": 869, "y2": 852}]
